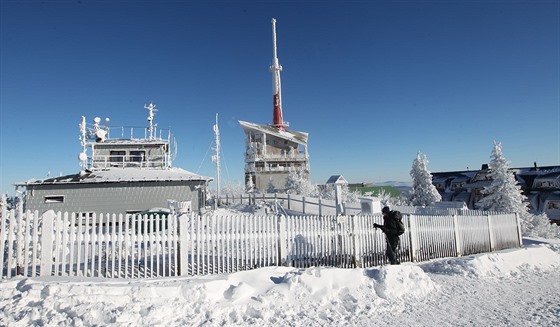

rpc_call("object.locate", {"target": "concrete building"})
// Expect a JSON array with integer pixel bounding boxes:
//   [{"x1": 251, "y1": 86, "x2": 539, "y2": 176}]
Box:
[{"x1": 15, "y1": 102, "x2": 212, "y2": 216}]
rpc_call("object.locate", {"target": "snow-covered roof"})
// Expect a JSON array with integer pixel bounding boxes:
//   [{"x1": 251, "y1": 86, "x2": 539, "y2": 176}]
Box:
[
  {"x1": 326, "y1": 175, "x2": 348, "y2": 185},
  {"x1": 16, "y1": 167, "x2": 212, "y2": 186},
  {"x1": 432, "y1": 175, "x2": 453, "y2": 183},
  {"x1": 465, "y1": 180, "x2": 492, "y2": 189},
  {"x1": 450, "y1": 175, "x2": 471, "y2": 183},
  {"x1": 239, "y1": 120, "x2": 308, "y2": 145},
  {"x1": 534, "y1": 171, "x2": 560, "y2": 181}
]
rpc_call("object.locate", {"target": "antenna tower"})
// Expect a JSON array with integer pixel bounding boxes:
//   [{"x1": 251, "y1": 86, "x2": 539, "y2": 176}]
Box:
[{"x1": 270, "y1": 18, "x2": 288, "y2": 130}]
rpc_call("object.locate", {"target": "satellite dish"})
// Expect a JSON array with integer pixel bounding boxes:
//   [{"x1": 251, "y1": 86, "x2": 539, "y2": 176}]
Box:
[
  {"x1": 78, "y1": 152, "x2": 87, "y2": 161},
  {"x1": 95, "y1": 129, "x2": 107, "y2": 142},
  {"x1": 94, "y1": 117, "x2": 101, "y2": 124}
]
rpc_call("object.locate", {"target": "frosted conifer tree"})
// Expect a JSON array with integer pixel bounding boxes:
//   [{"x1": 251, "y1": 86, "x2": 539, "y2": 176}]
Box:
[
  {"x1": 410, "y1": 151, "x2": 442, "y2": 206},
  {"x1": 284, "y1": 170, "x2": 300, "y2": 194},
  {"x1": 284, "y1": 168, "x2": 314, "y2": 195},
  {"x1": 319, "y1": 183, "x2": 358, "y2": 202},
  {"x1": 221, "y1": 181, "x2": 244, "y2": 197},
  {"x1": 266, "y1": 178, "x2": 276, "y2": 193},
  {"x1": 246, "y1": 178, "x2": 255, "y2": 194},
  {"x1": 477, "y1": 141, "x2": 528, "y2": 214}
]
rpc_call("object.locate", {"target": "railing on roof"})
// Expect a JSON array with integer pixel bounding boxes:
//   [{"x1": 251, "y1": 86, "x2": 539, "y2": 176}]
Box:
[
  {"x1": 97, "y1": 126, "x2": 172, "y2": 142},
  {"x1": 89, "y1": 154, "x2": 169, "y2": 169}
]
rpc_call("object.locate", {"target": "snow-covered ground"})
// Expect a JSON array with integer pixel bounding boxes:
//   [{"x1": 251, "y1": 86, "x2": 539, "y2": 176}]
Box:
[{"x1": 1, "y1": 207, "x2": 559, "y2": 326}]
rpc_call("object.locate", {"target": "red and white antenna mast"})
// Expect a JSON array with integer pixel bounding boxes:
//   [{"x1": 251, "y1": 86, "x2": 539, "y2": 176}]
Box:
[{"x1": 270, "y1": 18, "x2": 288, "y2": 131}]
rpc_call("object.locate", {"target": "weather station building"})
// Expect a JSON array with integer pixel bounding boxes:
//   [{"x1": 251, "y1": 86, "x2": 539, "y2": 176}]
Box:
[
  {"x1": 239, "y1": 19, "x2": 310, "y2": 192},
  {"x1": 15, "y1": 103, "x2": 212, "y2": 216}
]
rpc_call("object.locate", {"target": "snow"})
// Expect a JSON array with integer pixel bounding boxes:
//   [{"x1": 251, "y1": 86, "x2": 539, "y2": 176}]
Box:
[{"x1": 1, "y1": 209, "x2": 560, "y2": 326}]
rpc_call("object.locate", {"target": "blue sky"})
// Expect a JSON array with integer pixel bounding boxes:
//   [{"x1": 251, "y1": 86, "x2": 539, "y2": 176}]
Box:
[{"x1": 1, "y1": 0, "x2": 559, "y2": 195}]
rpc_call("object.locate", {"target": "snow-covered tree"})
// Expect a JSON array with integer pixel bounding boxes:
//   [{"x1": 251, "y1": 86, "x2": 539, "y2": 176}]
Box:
[
  {"x1": 0, "y1": 194, "x2": 6, "y2": 210},
  {"x1": 371, "y1": 188, "x2": 411, "y2": 207},
  {"x1": 284, "y1": 168, "x2": 315, "y2": 196},
  {"x1": 266, "y1": 178, "x2": 277, "y2": 193},
  {"x1": 246, "y1": 177, "x2": 256, "y2": 194},
  {"x1": 410, "y1": 151, "x2": 442, "y2": 206},
  {"x1": 220, "y1": 181, "x2": 244, "y2": 197},
  {"x1": 320, "y1": 183, "x2": 361, "y2": 203},
  {"x1": 477, "y1": 141, "x2": 528, "y2": 214}
]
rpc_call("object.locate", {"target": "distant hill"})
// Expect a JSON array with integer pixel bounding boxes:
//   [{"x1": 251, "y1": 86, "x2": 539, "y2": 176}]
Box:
[
  {"x1": 349, "y1": 181, "x2": 412, "y2": 197},
  {"x1": 374, "y1": 181, "x2": 412, "y2": 187}
]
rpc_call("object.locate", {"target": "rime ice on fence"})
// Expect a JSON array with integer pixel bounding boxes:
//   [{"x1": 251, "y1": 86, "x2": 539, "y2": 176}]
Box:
[{"x1": 2, "y1": 206, "x2": 522, "y2": 279}]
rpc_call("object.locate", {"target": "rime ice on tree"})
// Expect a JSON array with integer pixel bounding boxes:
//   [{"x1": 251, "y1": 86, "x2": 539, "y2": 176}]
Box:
[
  {"x1": 477, "y1": 141, "x2": 528, "y2": 214},
  {"x1": 410, "y1": 151, "x2": 442, "y2": 206}
]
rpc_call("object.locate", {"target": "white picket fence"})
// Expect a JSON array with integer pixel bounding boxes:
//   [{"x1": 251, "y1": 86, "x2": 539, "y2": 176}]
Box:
[{"x1": 1, "y1": 207, "x2": 522, "y2": 279}]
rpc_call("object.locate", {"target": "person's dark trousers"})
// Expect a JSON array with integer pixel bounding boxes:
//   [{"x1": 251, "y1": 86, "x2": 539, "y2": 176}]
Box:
[{"x1": 386, "y1": 237, "x2": 400, "y2": 265}]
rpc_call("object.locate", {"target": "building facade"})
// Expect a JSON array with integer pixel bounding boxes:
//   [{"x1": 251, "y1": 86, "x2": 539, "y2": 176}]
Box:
[
  {"x1": 239, "y1": 120, "x2": 309, "y2": 192},
  {"x1": 431, "y1": 163, "x2": 560, "y2": 220},
  {"x1": 16, "y1": 102, "x2": 212, "y2": 215}
]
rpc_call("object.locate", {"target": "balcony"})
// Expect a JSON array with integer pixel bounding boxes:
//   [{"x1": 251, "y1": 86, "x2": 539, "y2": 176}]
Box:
[{"x1": 245, "y1": 152, "x2": 307, "y2": 162}]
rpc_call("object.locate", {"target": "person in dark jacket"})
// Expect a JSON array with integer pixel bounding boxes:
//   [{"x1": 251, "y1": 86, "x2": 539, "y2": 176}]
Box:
[{"x1": 374, "y1": 206, "x2": 400, "y2": 265}]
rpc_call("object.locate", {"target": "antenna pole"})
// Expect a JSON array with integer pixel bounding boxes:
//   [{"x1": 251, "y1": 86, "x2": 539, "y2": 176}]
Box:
[
  {"x1": 79, "y1": 116, "x2": 87, "y2": 169},
  {"x1": 212, "y1": 113, "x2": 221, "y2": 202},
  {"x1": 144, "y1": 102, "x2": 157, "y2": 140},
  {"x1": 270, "y1": 18, "x2": 287, "y2": 130}
]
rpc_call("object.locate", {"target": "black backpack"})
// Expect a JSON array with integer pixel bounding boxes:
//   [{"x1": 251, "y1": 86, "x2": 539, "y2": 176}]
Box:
[{"x1": 392, "y1": 211, "x2": 405, "y2": 236}]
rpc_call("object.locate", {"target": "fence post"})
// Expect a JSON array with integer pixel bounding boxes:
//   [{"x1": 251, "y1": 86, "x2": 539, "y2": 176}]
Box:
[
  {"x1": 514, "y1": 212, "x2": 523, "y2": 247},
  {"x1": 0, "y1": 207, "x2": 8, "y2": 277},
  {"x1": 452, "y1": 214, "x2": 461, "y2": 257},
  {"x1": 487, "y1": 214, "x2": 495, "y2": 251},
  {"x1": 287, "y1": 193, "x2": 291, "y2": 210},
  {"x1": 277, "y1": 215, "x2": 288, "y2": 266},
  {"x1": 16, "y1": 204, "x2": 24, "y2": 275},
  {"x1": 6, "y1": 209, "x2": 16, "y2": 278},
  {"x1": 40, "y1": 210, "x2": 56, "y2": 276},
  {"x1": 302, "y1": 196, "x2": 306, "y2": 214},
  {"x1": 351, "y1": 215, "x2": 361, "y2": 268},
  {"x1": 318, "y1": 198, "x2": 322, "y2": 217},
  {"x1": 178, "y1": 213, "x2": 190, "y2": 276},
  {"x1": 407, "y1": 214, "x2": 418, "y2": 262}
]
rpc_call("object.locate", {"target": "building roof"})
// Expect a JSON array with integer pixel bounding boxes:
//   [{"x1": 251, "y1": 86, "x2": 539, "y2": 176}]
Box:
[
  {"x1": 239, "y1": 120, "x2": 308, "y2": 145},
  {"x1": 326, "y1": 175, "x2": 348, "y2": 185},
  {"x1": 16, "y1": 167, "x2": 212, "y2": 187}
]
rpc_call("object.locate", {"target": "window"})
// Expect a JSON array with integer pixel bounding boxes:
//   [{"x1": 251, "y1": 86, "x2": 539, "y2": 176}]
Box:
[
  {"x1": 110, "y1": 151, "x2": 125, "y2": 163},
  {"x1": 44, "y1": 195, "x2": 64, "y2": 203},
  {"x1": 548, "y1": 201, "x2": 560, "y2": 210},
  {"x1": 130, "y1": 151, "x2": 145, "y2": 162}
]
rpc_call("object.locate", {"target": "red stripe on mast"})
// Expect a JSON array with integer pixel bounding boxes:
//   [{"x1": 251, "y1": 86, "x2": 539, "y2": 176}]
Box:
[{"x1": 270, "y1": 18, "x2": 287, "y2": 131}]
